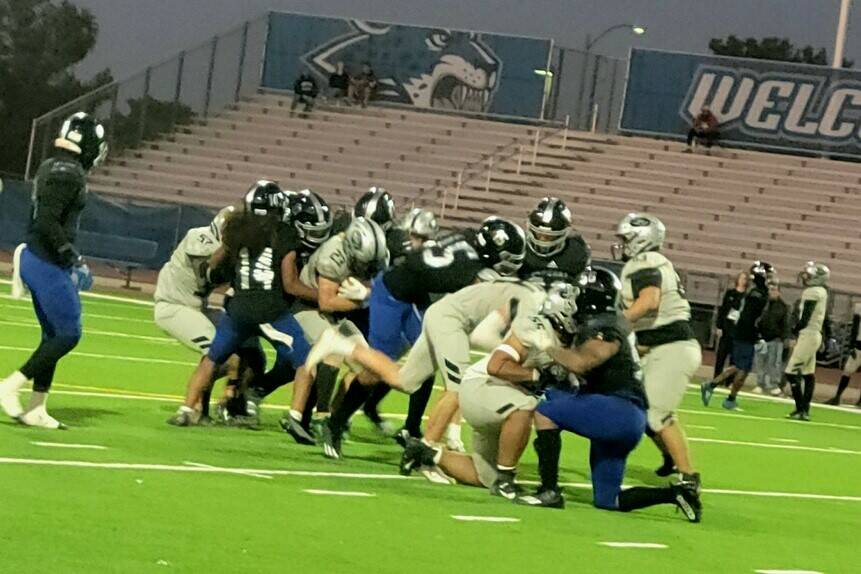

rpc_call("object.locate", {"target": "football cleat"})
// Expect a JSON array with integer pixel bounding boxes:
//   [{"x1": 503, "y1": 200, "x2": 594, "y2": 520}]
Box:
[
  {"x1": 279, "y1": 414, "x2": 315, "y2": 445},
  {"x1": 490, "y1": 478, "x2": 522, "y2": 500},
  {"x1": 671, "y1": 478, "x2": 702, "y2": 523},
  {"x1": 419, "y1": 465, "x2": 455, "y2": 485},
  {"x1": 305, "y1": 327, "x2": 356, "y2": 373},
  {"x1": 800, "y1": 411, "x2": 811, "y2": 422},
  {"x1": 655, "y1": 455, "x2": 677, "y2": 477},
  {"x1": 18, "y1": 406, "x2": 67, "y2": 430},
  {"x1": 399, "y1": 437, "x2": 430, "y2": 475},
  {"x1": 320, "y1": 419, "x2": 342, "y2": 460},
  {"x1": 721, "y1": 397, "x2": 738, "y2": 410},
  {"x1": 0, "y1": 384, "x2": 24, "y2": 419},
  {"x1": 700, "y1": 382, "x2": 714, "y2": 406},
  {"x1": 370, "y1": 418, "x2": 397, "y2": 437},
  {"x1": 167, "y1": 407, "x2": 195, "y2": 427},
  {"x1": 786, "y1": 410, "x2": 803, "y2": 420},
  {"x1": 824, "y1": 396, "x2": 840, "y2": 406},
  {"x1": 516, "y1": 487, "x2": 565, "y2": 509}
]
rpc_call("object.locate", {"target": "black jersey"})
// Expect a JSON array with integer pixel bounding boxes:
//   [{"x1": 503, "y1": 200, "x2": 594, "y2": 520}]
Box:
[
  {"x1": 576, "y1": 312, "x2": 647, "y2": 409},
  {"x1": 383, "y1": 230, "x2": 484, "y2": 305},
  {"x1": 520, "y1": 234, "x2": 591, "y2": 285},
  {"x1": 386, "y1": 227, "x2": 412, "y2": 265},
  {"x1": 734, "y1": 287, "x2": 768, "y2": 343},
  {"x1": 226, "y1": 224, "x2": 303, "y2": 323},
  {"x1": 27, "y1": 151, "x2": 88, "y2": 268}
]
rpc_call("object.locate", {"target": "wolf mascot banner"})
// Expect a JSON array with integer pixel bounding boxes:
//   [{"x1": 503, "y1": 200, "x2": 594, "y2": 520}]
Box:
[
  {"x1": 620, "y1": 48, "x2": 861, "y2": 157},
  {"x1": 262, "y1": 13, "x2": 552, "y2": 118}
]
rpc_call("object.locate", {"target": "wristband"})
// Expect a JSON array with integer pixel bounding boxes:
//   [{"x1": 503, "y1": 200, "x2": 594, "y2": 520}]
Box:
[{"x1": 496, "y1": 344, "x2": 521, "y2": 362}]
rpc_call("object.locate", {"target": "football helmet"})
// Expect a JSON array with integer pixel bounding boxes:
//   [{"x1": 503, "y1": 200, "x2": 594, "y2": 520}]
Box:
[
  {"x1": 799, "y1": 261, "x2": 830, "y2": 287},
  {"x1": 576, "y1": 266, "x2": 622, "y2": 318},
  {"x1": 749, "y1": 260, "x2": 777, "y2": 291},
  {"x1": 54, "y1": 111, "x2": 108, "y2": 170},
  {"x1": 475, "y1": 216, "x2": 526, "y2": 276},
  {"x1": 527, "y1": 197, "x2": 572, "y2": 257},
  {"x1": 611, "y1": 213, "x2": 666, "y2": 261},
  {"x1": 244, "y1": 180, "x2": 285, "y2": 218},
  {"x1": 354, "y1": 187, "x2": 396, "y2": 230},
  {"x1": 287, "y1": 189, "x2": 332, "y2": 249},
  {"x1": 541, "y1": 281, "x2": 579, "y2": 341},
  {"x1": 402, "y1": 207, "x2": 439, "y2": 239},
  {"x1": 345, "y1": 217, "x2": 389, "y2": 277}
]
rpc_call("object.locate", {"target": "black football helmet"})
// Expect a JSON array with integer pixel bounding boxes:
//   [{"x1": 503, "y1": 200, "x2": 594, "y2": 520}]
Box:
[
  {"x1": 749, "y1": 260, "x2": 777, "y2": 291},
  {"x1": 287, "y1": 189, "x2": 332, "y2": 249},
  {"x1": 244, "y1": 180, "x2": 285, "y2": 218},
  {"x1": 527, "y1": 197, "x2": 572, "y2": 257},
  {"x1": 475, "y1": 216, "x2": 526, "y2": 276},
  {"x1": 576, "y1": 266, "x2": 622, "y2": 319},
  {"x1": 54, "y1": 111, "x2": 108, "y2": 170},
  {"x1": 354, "y1": 187, "x2": 396, "y2": 230}
]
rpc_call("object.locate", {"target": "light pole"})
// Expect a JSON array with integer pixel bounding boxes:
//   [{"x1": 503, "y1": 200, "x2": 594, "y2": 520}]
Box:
[
  {"x1": 833, "y1": 0, "x2": 852, "y2": 69},
  {"x1": 577, "y1": 24, "x2": 646, "y2": 129}
]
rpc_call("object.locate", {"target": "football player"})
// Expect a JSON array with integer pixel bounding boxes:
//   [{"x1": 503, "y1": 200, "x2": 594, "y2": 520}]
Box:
[
  {"x1": 0, "y1": 112, "x2": 107, "y2": 429},
  {"x1": 785, "y1": 262, "x2": 830, "y2": 420},
  {"x1": 702, "y1": 261, "x2": 775, "y2": 411},
  {"x1": 826, "y1": 302, "x2": 861, "y2": 407},
  {"x1": 307, "y1": 217, "x2": 528, "y2": 460},
  {"x1": 514, "y1": 268, "x2": 702, "y2": 522},
  {"x1": 613, "y1": 214, "x2": 702, "y2": 484},
  {"x1": 167, "y1": 181, "x2": 313, "y2": 427},
  {"x1": 399, "y1": 281, "x2": 576, "y2": 495},
  {"x1": 520, "y1": 196, "x2": 591, "y2": 285}
]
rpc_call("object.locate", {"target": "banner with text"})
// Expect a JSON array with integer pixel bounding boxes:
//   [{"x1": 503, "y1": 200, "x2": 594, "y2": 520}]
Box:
[
  {"x1": 262, "y1": 12, "x2": 552, "y2": 118},
  {"x1": 620, "y1": 48, "x2": 861, "y2": 156}
]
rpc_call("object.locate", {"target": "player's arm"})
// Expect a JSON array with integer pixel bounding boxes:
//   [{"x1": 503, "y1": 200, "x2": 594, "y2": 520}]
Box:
[
  {"x1": 486, "y1": 333, "x2": 538, "y2": 384},
  {"x1": 548, "y1": 337, "x2": 620, "y2": 375},
  {"x1": 469, "y1": 299, "x2": 516, "y2": 351},
  {"x1": 205, "y1": 245, "x2": 231, "y2": 286},
  {"x1": 318, "y1": 276, "x2": 361, "y2": 312},
  {"x1": 282, "y1": 251, "x2": 318, "y2": 302},
  {"x1": 622, "y1": 268, "x2": 662, "y2": 323},
  {"x1": 32, "y1": 175, "x2": 81, "y2": 266},
  {"x1": 792, "y1": 299, "x2": 817, "y2": 336}
]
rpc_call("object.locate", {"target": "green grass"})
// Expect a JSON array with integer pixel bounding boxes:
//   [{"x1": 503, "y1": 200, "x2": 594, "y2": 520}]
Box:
[{"x1": 0, "y1": 284, "x2": 859, "y2": 573}]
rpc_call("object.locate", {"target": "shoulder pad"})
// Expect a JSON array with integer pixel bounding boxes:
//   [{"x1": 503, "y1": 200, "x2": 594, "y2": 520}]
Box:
[
  {"x1": 625, "y1": 251, "x2": 668, "y2": 273},
  {"x1": 44, "y1": 158, "x2": 85, "y2": 181},
  {"x1": 182, "y1": 227, "x2": 219, "y2": 257}
]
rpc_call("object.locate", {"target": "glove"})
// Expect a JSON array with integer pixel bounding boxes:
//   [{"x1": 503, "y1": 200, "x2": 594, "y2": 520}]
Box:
[
  {"x1": 71, "y1": 263, "x2": 93, "y2": 292},
  {"x1": 338, "y1": 277, "x2": 370, "y2": 301},
  {"x1": 538, "y1": 363, "x2": 570, "y2": 390}
]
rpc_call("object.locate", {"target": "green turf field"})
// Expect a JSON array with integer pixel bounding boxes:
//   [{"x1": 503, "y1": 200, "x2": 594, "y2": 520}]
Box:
[{"x1": 0, "y1": 283, "x2": 859, "y2": 573}]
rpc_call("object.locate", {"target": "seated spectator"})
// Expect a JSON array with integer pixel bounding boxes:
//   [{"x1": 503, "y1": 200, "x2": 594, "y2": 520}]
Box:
[
  {"x1": 753, "y1": 282, "x2": 789, "y2": 395},
  {"x1": 291, "y1": 72, "x2": 319, "y2": 115},
  {"x1": 328, "y1": 61, "x2": 350, "y2": 104},
  {"x1": 349, "y1": 62, "x2": 377, "y2": 108},
  {"x1": 685, "y1": 105, "x2": 719, "y2": 151}
]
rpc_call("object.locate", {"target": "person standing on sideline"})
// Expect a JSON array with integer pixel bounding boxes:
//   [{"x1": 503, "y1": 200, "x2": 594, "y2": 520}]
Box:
[
  {"x1": 0, "y1": 112, "x2": 108, "y2": 429},
  {"x1": 826, "y1": 303, "x2": 861, "y2": 407},
  {"x1": 754, "y1": 282, "x2": 789, "y2": 395},
  {"x1": 713, "y1": 271, "x2": 748, "y2": 378}
]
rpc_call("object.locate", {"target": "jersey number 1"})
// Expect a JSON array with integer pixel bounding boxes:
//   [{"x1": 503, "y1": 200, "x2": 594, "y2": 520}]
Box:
[{"x1": 239, "y1": 247, "x2": 275, "y2": 290}]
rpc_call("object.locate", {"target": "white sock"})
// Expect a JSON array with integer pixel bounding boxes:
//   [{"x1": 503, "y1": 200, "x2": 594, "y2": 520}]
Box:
[
  {"x1": 178, "y1": 405, "x2": 194, "y2": 414},
  {"x1": 289, "y1": 409, "x2": 303, "y2": 422},
  {"x1": 445, "y1": 423, "x2": 462, "y2": 441},
  {"x1": 1, "y1": 371, "x2": 28, "y2": 392},
  {"x1": 26, "y1": 391, "x2": 48, "y2": 411}
]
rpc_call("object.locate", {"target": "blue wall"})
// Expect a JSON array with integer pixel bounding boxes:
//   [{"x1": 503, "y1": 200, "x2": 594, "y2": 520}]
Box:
[
  {"x1": 621, "y1": 48, "x2": 861, "y2": 157},
  {"x1": 262, "y1": 12, "x2": 551, "y2": 118}
]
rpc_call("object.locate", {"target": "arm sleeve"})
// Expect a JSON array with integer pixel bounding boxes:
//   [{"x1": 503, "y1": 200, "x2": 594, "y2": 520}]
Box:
[
  {"x1": 851, "y1": 314, "x2": 860, "y2": 345},
  {"x1": 716, "y1": 290, "x2": 732, "y2": 329},
  {"x1": 792, "y1": 299, "x2": 817, "y2": 335},
  {"x1": 32, "y1": 175, "x2": 80, "y2": 266},
  {"x1": 629, "y1": 267, "x2": 662, "y2": 298}
]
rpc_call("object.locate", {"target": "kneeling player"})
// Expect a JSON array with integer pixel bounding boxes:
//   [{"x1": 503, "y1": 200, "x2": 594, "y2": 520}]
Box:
[{"x1": 516, "y1": 268, "x2": 701, "y2": 521}]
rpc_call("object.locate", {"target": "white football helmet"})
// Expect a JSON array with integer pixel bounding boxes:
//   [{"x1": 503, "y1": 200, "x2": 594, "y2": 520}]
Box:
[{"x1": 611, "y1": 213, "x2": 666, "y2": 261}]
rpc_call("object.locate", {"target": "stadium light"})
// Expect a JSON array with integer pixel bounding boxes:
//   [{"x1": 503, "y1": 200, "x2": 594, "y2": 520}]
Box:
[
  {"x1": 533, "y1": 69, "x2": 554, "y2": 77},
  {"x1": 585, "y1": 24, "x2": 647, "y2": 52},
  {"x1": 632, "y1": 25, "x2": 647, "y2": 36}
]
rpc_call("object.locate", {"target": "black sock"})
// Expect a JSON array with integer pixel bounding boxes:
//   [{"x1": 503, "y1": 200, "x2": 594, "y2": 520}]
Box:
[
  {"x1": 835, "y1": 375, "x2": 850, "y2": 399},
  {"x1": 330, "y1": 382, "x2": 369, "y2": 433},
  {"x1": 404, "y1": 377, "x2": 434, "y2": 436},
  {"x1": 617, "y1": 486, "x2": 675, "y2": 512},
  {"x1": 786, "y1": 374, "x2": 804, "y2": 412},
  {"x1": 362, "y1": 384, "x2": 390, "y2": 423},
  {"x1": 534, "y1": 429, "x2": 562, "y2": 490},
  {"x1": 496, "y1": 466, "x2": 516, "y2": 483},
  {"x1": 253, "y1": 362, "x2": 296, "y2": 399},
  {"x1": 301, "y1": 386, "x2": 317, "y2": 429},
  {"x1": 201, "y1": 387, "x2": 212, "y2": 417},
  {"x1": 802, "y1": 374, "x2": 816, "y2": 412},
  {"x1": 314, "y1": 364, "x2": 340, "y2": 413}
]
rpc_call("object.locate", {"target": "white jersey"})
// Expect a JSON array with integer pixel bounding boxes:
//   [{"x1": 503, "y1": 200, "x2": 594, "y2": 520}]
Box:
[
  {"x1": 429, "y1": 279, "x2": 544, "y2": 333},
  {"x1": 154, "y1": 226, "x2": 220, "y2": 308},
  {"x1": 620, "y1": 251, "x2": 691, "y2": 333},
  {"x1": 300, "y1": 234, "x2": 350, "y2": 290},
  {"x1": 799, "y1": 285, "x2": 828, "y2": 336},
  {"x1": 463, "y1": 314, "x2": 557, "y2": 386}
]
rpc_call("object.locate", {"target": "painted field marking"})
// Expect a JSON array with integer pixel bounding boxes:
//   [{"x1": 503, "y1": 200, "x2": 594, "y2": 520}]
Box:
[
  {"x1": 755, "y1": 570, "x2": 824, "y2": 574},
  {"x1": 679, "y1": 407, "x2": 861, "y2": 431},
  {"x1": 31, "y1": 441, "x2": 107, "y2": 450},
  {"x1": 304, "y1": 489, "x2": 375, "y2": 497},
  {"x1": 451, "y1": 515, "x2": 520, "y2": 523},
  {"x1": 0, "y1": 319, "x2": 178, "y2": 345},
  {"x1": 598, "y1": 542, "x2": 667, "y2": 549},
  {"x1": 685, "y1": 383, "x2": 861, "y2": 416},
  {"x1": 184, "y1": 461, "x2": 272, "y2": 480},
  {"x1": 688, "y1": 437, "x2": 860, "y2": 456},
  {"x1": 0, "y1": 281, "x2": 155, "y2": 307},
  {"x1": 0, "y1": 346, "x2": 197, "y2": 367},
  {"x1": 686, "y1": 424, "x2": 716, "y2": 430},
  {"x1": 770, "y1": 438, "x2": 800, "y2": 444},
  {"x1": 0, "y1": 302, "x2": 154, "y2": 324}
]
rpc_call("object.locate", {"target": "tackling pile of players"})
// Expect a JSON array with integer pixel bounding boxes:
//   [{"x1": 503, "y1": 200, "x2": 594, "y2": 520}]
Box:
[{"x1": 0, "y1": 111, "x2": 842, "y2": 524}]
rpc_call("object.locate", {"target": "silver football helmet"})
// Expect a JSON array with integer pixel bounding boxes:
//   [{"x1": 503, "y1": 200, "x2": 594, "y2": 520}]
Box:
[
  {"x1": 541, "y1": 281, "x2": 579, "y2": 339},
  {"x1": 401, "y1": 207, "x2": 439, "y2": 239},
  {"x1": 345, "y1": 217, "x2": 389, "y2": 277},
  {"x1": 799, "y1": 261, "x2": 830, "y2": 287},
  {"x1": 611, "y1": 213, "x2": 666, "y2": 261}
]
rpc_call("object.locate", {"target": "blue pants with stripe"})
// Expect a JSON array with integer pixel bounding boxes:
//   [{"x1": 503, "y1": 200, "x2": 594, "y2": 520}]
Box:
[
  {"x1": 18, "y1": 247, "x2": 82, "y2": 392},
  {"x1": 368, "y1": 273, "x2": 424, "y2": 359},
  {"x1": 207, "y1": 311, "x2": 310, "y2": 371},
  {"x1": 538, "y1": 388, "x2": 646, "y2": 509}
]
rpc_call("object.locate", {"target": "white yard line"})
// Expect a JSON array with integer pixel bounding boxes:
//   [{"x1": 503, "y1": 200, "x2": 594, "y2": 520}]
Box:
[
  {"x1": 451, "y1": 515, "x2": 520, "y2": 523},
  {"x1": 31, "y1": 441, "x2": 107, "y2": 450},
  {"x1": 0, "y1": 302, "x2": 154, "y2": 324},
  {"x1": 687, "y1": 437, "x2": 860, "y2": 455},
  {"x1": 0, "y1": 346, "x2": 197, "y2": 367},
  {"x1": 184, "y1": 461, "x2": 272, "y2": 480},
  {"x1": 303, "y1": 489, "x2": 375, "y2": 497},
  {"x1": 679, "y1": 407, "x2": 861, "y2": 431},
  {"x1": 755, "y1": 570, "x2": 824, "y2": 574},
  {"x1": 598, "y1": 542, "x2": 667, "y2": 549},
  {"x1": 770, "y1": 438, "x2": 801, "y2": 444},
  {"x1": 0, "y1": 319, "x2": 178, "y2": 345},
  {"x1": 686, "y1": 424, "x2": 716, "y2": 430},
  {"x1": 0, "y1": 281, "x2": 154, "y2": 307}
]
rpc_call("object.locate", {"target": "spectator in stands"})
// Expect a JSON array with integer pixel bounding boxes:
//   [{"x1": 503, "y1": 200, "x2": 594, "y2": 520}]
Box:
[
  {"x1": 713, "y1": 271, "x2": 747, "y2": 378},
  {"x1": 328, "y1": 61, "x2": 350, "y2": 104},
  {"x1": 291, "y1": 72, "x2": 319, "y2": 116},
  {"x1": 350, "y1": 62, "x2": 377, "y2": 108},
  {"x1": 685, "y1": 105, "x2": 719, "y2": 151},
  {"x1": 754, "y1": 282, "x2": 789, "y2": 395}
]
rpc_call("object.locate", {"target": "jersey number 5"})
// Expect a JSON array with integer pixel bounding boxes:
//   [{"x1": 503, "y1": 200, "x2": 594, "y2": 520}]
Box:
[
  {"x1": 422, "y1": 240, "x2": 478, "y2": 269},
  {"x1": 239, "y1": 247, "x2": 275, "y2": 290}
]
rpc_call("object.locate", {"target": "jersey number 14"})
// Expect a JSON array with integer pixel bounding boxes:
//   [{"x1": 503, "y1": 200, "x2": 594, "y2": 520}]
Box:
[{"x1": 239, "y1": 247, "x2": 275, "y2": 290}]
